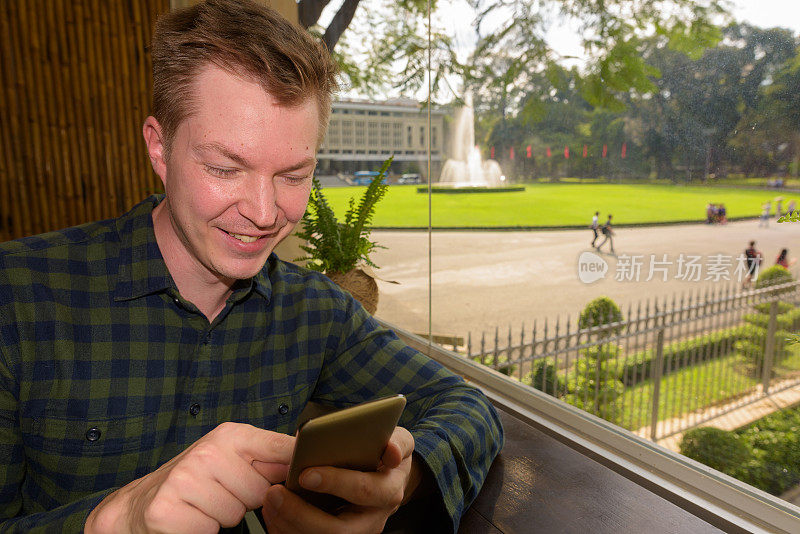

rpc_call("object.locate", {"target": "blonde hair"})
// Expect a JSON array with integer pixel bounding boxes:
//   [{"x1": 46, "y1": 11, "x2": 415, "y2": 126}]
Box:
[{"x1": 151, "y1": 0, "x2": 338, "y2": 156}]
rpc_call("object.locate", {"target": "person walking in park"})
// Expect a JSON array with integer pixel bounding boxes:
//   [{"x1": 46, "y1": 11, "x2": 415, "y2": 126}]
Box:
[
  {"x1": 759, "y1": 202, "x2": 771, "y2": 228},
  {"x1": 590, "y1": 211, "x2": 600, "y2": 248},
  {"x1": 596, "y1": 214, "x2": 615, "y2": 254},
  {"x1": 776, "y1": 248, "x2": 796, "y2": 269},
  {"x1": 743, "y1": 240, "x2": 763, "y2": 288}
]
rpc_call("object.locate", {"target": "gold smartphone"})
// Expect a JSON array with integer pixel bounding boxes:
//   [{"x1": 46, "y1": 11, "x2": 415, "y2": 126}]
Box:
[{"x1": 285, "y1": 394, "x2": 407, "y2": 511}]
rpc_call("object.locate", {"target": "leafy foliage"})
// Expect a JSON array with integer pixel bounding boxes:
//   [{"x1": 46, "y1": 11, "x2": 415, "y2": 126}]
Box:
[
  {"x1": 578, "y1": 296, "x2": 623, "y2": 336},
  {"x1": 680, "y1": 407, "x2": 800, "y2": 496},
  {"x1": 679, "y1": 427, "x2": 751, "y2": 473},
  {"x1": 295, "y1": 157, "x2": 391, "y2": 273},
  {"x1": 526, "y1": 359, "x2": 563, "y2": 397},
  {"x1": 755, "y1": 265, "x2": 794, "y2": 289}
]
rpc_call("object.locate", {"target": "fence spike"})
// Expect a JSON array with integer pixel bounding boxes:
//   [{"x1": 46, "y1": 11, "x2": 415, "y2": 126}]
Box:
[{"x1": 467, "y1": 331, "x2": 472, "y2": 358}]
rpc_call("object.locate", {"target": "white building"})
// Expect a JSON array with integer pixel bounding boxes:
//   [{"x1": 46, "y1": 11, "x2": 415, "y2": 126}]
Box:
[{"x1": 317, "y1": 98, "x2": 447, "y2": 180}]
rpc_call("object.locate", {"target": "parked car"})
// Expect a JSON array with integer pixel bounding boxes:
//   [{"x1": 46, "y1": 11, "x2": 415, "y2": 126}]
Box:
[
  {"x1": 398, "y1": 173, "x2": 421, "y2": 184},
  {"x1": 352, "y1": 170, "x2": 385, "y2": 185}
]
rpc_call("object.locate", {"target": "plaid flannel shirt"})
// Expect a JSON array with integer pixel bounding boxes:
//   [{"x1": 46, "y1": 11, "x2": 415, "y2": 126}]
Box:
[{"x1": 0, "y1": 195, "x2": 503, "y2": 533}]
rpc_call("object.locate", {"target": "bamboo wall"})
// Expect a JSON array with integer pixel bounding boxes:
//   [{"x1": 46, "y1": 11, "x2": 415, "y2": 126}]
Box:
[{"x1": 0, "y1": 0, "x2": 169, "y2": 242}]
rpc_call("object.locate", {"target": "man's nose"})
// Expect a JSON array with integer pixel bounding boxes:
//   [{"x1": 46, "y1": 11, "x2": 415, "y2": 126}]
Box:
[{"x1": 240, "y1": 175, "x2": 279, "y2": 228}]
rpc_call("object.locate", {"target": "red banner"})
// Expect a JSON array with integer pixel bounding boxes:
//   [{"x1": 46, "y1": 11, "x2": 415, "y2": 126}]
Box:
[
  {"x1": 490, "y1": 146, "x2": 495, "y2": 159},
  {"x1": 510, "y1": 146, "x2": 515, "y2": 160},
  {"x1": 602, "y1": 144, "x2": 607, "y2": 158},
  {"x1": 546, "y1": 146, "x2": 551, "y2": 158},
  {"x1": 621, "y1": 142, "x2": 627, "y2": 159},
  {"x1": 583, "y1": 145, "x2": 587, "y2": 158},
  {"x1": 564, "y1": 146, "x2": 569, "y2": 159},
  {"x1": 526, "y1": 145, "x2": 532, "y2": 158}
]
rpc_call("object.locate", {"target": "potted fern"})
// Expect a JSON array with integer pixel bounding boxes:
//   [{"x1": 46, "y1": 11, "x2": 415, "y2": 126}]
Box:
[{"x1": 295, "y1": 157, "x2": 392, "y2": 314}]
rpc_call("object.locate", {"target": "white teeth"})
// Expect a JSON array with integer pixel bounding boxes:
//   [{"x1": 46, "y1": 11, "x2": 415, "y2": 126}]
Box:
[{"x1": 228, "y1": 232, "x2": 260, "y2": 243}]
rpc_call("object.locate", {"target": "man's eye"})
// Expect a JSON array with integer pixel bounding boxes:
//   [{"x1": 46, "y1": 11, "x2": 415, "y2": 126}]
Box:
[
  {"x1": 283, "y1": 174, "x2": 310, "y2": 185},
  {"x1": 205, "y1": 165, "x2": 238, "y2": 177}
]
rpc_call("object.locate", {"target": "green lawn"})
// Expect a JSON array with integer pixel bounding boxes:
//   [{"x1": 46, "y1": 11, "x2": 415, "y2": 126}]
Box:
[{"x1": 319, "y1": 183, "x2": 798, "y2": 228}]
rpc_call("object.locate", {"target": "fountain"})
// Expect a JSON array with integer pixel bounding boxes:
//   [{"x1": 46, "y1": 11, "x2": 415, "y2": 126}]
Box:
[{"x1": 434, "y1": 93, "x2": 521, "y2": 192}]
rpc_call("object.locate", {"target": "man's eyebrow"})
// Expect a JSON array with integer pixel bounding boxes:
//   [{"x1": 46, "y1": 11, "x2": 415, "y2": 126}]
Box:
[
  {"x1": 194, "y1": 143, "x2": 316, "y2": 173},
  {"x1": 194, "y1": 142, "x2": 251, "y2": 168},
  {"x1": 277, "y1": 156, "x2": 318, "y2": 174}
]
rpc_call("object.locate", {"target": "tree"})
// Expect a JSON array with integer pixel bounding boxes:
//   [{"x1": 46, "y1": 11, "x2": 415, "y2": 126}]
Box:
[
  {"x1": 467, "y1": 0, "x2": 726, "y2": 115},
  {"x1": 298, "y1": 0, "x2": 729, "y2": 101}
]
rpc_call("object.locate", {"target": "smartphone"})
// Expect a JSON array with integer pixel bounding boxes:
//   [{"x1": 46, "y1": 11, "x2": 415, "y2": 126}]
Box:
[{"x1": 285, "y1": 394, "x2": 407, "y2": 511}]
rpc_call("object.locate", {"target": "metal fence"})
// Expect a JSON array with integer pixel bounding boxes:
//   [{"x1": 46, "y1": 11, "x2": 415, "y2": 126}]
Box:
[{"x1": 464, "y1": 280, "x2": 800, "y2": 441}]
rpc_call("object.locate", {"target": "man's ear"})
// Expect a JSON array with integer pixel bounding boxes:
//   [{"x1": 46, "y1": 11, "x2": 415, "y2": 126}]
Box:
[{"x1": 143, "y1": 116, "x2": 168, "y2": 186}]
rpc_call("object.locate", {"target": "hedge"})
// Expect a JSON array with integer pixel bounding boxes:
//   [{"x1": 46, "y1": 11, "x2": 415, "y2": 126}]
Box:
[
  {"x1": 613, "y1": 325, "x2": 754, "y2": 386},
  {"x1": 679, "y1": 406, "x2": 800, "y2": 496}
]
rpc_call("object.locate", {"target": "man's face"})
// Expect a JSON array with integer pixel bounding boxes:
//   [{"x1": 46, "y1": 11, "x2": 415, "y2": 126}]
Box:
[{"x1": 147, "y1": 65, "x2": 319, "y2": 285}]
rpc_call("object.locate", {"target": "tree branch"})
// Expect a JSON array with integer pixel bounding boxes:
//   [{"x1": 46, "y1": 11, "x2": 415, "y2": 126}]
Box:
[
  {"x1": 323, "y1": 0, "x2": 362, "y2": 52},
  {"x1": 297, "y1": 0, "x2": 333, "y2": 29}
]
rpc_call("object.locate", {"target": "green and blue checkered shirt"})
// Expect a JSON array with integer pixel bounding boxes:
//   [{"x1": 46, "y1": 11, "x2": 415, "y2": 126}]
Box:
[{"x1": 0, "y1": 195, "x2": 503, "y2": 533}]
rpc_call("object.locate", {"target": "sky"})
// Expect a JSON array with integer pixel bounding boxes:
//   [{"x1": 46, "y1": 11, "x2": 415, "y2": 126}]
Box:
[{"x1": 437, "y1": 0, "x2": 800, "y2": 63}]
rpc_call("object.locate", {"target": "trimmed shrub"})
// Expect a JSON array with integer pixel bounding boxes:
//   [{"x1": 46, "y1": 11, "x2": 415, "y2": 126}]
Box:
[
  {"x1": 679, "y1": 427, "x2": 751, "y2": 473},
  {"x1": 680, "y1": 408, "x2": 800, "y2": 496},
  {"x1": 472, "y1": 352, "x2": 516, "y2": 376},
  {"x1": 615, "y1": 326, "x2": 751, "y2": 386},
  {"x1": 565, "y1": 360, "x2": 625, "y2": 423},
  {"x1": 526, "y1": 359, "x2": 563, "y2": 398},
  {"x1": 578, "y1": 296, "x2": 623, "y2": 337},
  {"x1": 755, "y1": 265, "x2": 794, "y2": 289}
]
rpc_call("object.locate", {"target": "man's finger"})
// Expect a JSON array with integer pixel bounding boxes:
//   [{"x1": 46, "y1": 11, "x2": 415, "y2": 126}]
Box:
[
  {"x1": 299, "y1": 466, "x2": 406, "y2": 509},
  {"x1": 211, "y1": 422, "x2": 295, "y2": 465},
  {"x1": 140, "y1": 497, "x2": 221, "y2": 534},
  {"x1": 381, "y1": 427, "x2": 414, "y2": 468},
  {"x1": 252, "y1": 461, "x2": 289, "y2": 483},
  {"x1": 174, "y1": 476, "x2": 247, "y2": 528},
  {"x1": 262, "y1": 484, "x2": 385, "y2": 534}
]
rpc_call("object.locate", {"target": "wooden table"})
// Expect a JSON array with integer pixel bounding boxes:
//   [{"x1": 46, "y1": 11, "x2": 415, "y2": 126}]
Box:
[{"x1": 388, "y1": 407, "x2": 727, "y2": 533}]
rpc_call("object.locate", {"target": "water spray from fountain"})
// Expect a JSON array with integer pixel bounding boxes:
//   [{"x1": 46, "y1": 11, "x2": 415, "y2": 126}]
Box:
[{"x1": 438, "y1": 93, "x2": 504, "y2": 187}]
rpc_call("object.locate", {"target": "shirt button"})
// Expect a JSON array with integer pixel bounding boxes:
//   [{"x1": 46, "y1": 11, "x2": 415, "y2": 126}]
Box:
[
  {"x1": 278, "y1": 403, "x2": 289, "y2": 416},
  {"x1": 85, "y1": 427, "x2": 101, "y2": 442},
  {"x1": 189, "y1": 403, "x2": 201, "y2": 417}
]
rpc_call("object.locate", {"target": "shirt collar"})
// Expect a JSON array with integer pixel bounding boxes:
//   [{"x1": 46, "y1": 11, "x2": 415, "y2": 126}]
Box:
[
  {"x1": 112, "y1": 195, "x2": 273, "y2": 303},
  {"x1": 113, "y1": 195, "x2": 175, "y2": 301}
]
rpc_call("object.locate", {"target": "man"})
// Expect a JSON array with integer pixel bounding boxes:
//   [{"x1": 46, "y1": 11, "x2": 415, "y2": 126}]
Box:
[
  {"x1": 590, "y1": 211, "x2": 600, "y2": 248},
  {"x1": 596, "y1": 214, "x2": 615, "y2": 255},
  {"x1": 743, "y1": 240, "x2": 763, "y2": 288},
  {"x1": 0, "y1": 1, "x2": 503, "y2": 532}
]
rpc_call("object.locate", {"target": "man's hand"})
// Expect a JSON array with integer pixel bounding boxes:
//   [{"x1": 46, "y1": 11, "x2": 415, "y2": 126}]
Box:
[
  {"x1": 84, "y1": 422, "x2": 294, "y2": 534},
  {"x1": 261, "y1": 426, "x2": 423, "y2": 533}
]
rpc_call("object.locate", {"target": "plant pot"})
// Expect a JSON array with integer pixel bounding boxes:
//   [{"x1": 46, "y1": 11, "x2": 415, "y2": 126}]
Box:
[{"x1": 327, "y1": 269, "x2": 379, "y2": 314}]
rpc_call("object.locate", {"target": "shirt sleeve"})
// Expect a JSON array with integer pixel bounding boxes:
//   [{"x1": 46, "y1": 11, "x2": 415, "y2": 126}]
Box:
[
  {"x1": 311, "y1": 296, "x2": 504, "y2": 533},
  {"x1": 0, "y1": 291, "x2": 117, "y2": 532}
]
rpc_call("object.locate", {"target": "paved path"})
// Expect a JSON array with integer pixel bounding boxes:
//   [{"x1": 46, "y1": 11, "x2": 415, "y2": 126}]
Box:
[
  {"x1": 369, "y1": 220, "x2": 800, "y2": 507},
  {"x1": 371, "y1": 219, "x2": 800, "y2": 339}
]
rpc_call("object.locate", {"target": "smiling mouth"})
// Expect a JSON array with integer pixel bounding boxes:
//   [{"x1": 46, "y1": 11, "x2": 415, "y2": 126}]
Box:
[{"x1": 223, "y1": 230, "x2": 264, "y2": 243}]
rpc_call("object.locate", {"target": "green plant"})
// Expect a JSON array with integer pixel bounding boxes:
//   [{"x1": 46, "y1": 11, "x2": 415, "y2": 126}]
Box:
[
  {"x1": 472, "y1": 352, "x2": 516, "y2": 376},
  {"x1": 616, "y1": 325, "x2": 752, "y2": 386},
  {"x1": 578, "y1": 296, "x2": 623, "y2": 337},
  {"x1": 526, "y1": 359, "x2": 563, "y2": 397},
  {"x1": 777, "y1": 211, "x2": 800, "y2": 223},
  {"x1": 296, "y1": 157, "x2": 391, "y2": 273},
  {"x1": 679, "y1": 427, "x2": 751, "y2": 474},
  {"x1": 755, "y1": 265, "x2": 794, "y2": 289},
  {"x1": 736, "y1": 268, "x2": 797, "y2": 368},
  {"x1": 682, "y1": 408, "x2": 800, "y2": 496}
]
